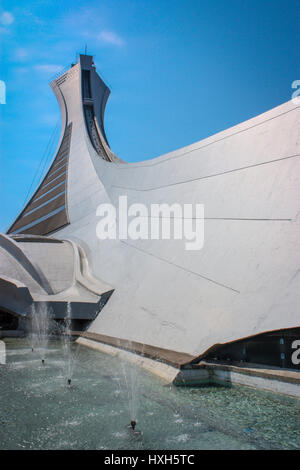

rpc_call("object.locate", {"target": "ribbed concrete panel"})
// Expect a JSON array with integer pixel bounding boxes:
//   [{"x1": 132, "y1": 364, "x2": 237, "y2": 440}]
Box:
[
  {"x1": 15, "y1": 208, "x2": 68, "y2": 236},
  {"x1": 27, "y1": 185, "x2": 66, "y2": 211},
  {"x1": 11, "y1": 194, "x2": 66, "y2": 231},
  {"x1": 7, "y1": 123, "x2": 72, "y2": 235},
  {"x1": 33, "y1": 174, "x2": 66, "y2": 200}
]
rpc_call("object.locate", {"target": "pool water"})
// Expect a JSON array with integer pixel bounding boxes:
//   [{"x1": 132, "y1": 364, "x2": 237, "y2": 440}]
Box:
[{"x1": 0, "y1": 338, "x2": 299, "y2": 450}]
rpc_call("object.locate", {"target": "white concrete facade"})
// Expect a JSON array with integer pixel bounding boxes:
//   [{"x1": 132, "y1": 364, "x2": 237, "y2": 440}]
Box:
[
  {"x1": 2, "y1": 54, "x2": 300, "y2": 364},
  {"x1": 49, "y1": 55, "x2": 299, "y2": 357}
]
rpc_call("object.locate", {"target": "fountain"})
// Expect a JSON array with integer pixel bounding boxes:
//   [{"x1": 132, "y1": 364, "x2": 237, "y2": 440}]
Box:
[
  {"x1": 0, "y1": 340, "x2": 5, "y2": 365},
  {"x1": 116, "y1": 340, "x2": 144, "y2": 430},
  {"x1": 29, "y1": 303, "x2": 52, "y2": 363},
  {"x1": 130, "y1": 420, "x2": 136, "y2": 430},
  {"x1": 62, "y1": 302, "x2": 74, "y2": 386},
  {"x1": 28, "y1": 304, "x2": 37, "y2": 352},
  {"x1": 1, "y1": 336, "x2": 299, "y2": 450}
]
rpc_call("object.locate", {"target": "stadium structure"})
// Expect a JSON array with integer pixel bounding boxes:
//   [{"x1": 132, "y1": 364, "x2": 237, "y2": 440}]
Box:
[{"x1": 0, "y1": 54, "x2": 299, "y2": 395}]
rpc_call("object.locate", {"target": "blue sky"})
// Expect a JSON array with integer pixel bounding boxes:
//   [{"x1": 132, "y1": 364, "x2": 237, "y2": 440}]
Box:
[{"x1": 1, "y1": 0, "x2": 300, "y2": 231}]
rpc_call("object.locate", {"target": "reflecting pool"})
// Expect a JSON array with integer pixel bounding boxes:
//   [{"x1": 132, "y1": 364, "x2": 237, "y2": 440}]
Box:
[{"x1": 0, "y1": 339, "x2": 299, "y2": 450}]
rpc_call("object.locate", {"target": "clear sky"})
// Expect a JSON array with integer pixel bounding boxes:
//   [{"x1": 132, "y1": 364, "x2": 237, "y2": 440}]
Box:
[{"x1": 1, "y1": 0, "x2": 300, "y2": 231}]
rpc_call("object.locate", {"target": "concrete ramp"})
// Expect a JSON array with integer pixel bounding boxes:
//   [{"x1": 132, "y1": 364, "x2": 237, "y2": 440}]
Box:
[{"x1": 0, "y1": 234, "x2": 114, "y2": 332}]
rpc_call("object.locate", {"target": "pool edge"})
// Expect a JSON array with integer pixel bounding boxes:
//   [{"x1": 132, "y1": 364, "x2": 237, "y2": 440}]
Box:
[{"x1": 77, "y1": 336, "x2": 300, "y2": 399}]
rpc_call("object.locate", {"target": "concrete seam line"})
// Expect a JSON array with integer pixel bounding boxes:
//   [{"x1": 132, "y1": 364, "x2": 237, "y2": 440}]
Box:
[
  {"x1": 112, "y1": 153, "x2": 300, "y2": 192},
  {"x1": 115, "y1": 104, "x2": 300, "y2": 169},
  {"x1": 120, "y1": 240, "x2": 240, "y2": 294}
]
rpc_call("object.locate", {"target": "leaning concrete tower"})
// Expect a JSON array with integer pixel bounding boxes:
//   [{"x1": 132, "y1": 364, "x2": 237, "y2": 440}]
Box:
[{"x1": 1, "y1": 54, "x2": 299, "y2": 389}]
